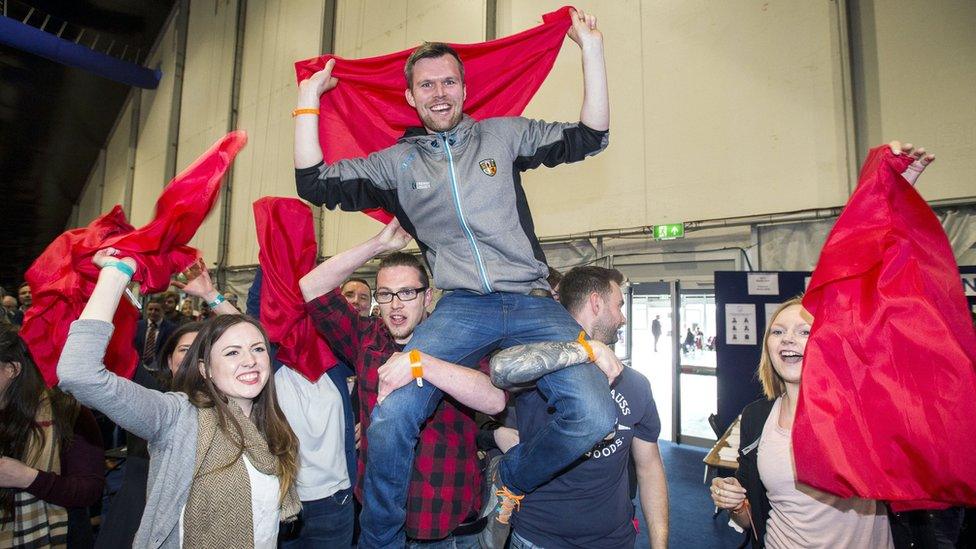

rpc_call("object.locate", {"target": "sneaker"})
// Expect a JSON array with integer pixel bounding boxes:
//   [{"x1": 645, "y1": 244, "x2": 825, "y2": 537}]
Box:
[{"x1": 494, "y1": 484, "x2": 524, "y2": 525}]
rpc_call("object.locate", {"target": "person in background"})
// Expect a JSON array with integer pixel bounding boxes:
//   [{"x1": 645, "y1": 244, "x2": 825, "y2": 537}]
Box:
[
  {"x1": 341, "y1": 278, "x2": 372, "y2": 318},
  {"x1": 0, "y1": 326, "x2": 104, "y2": 547}
]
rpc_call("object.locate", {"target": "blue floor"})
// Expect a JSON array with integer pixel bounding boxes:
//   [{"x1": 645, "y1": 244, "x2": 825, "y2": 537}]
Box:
[{"x1": 635, "y1": 441, "x2": 746, "y2": 548}]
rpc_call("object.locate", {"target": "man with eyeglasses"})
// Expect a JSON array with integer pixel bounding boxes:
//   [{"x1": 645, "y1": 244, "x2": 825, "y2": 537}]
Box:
[{"x1": 299, "y1": 219, "x2": 506, "y2": 547}]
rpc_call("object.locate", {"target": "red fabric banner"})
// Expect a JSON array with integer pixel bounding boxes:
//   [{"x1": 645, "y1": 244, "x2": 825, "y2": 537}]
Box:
[
  {"x1": 253, "y1": 197, "x2": 338, "y2": 382},
  {"x1": 294, "y1": 6, "x2": 574, "y2": 223},
  {"x1": 23, "y1": 131, "x2": 247, "y2": 386},
  {"x1": 795, "y1": 145, "x2": 976, "y2": 509}
]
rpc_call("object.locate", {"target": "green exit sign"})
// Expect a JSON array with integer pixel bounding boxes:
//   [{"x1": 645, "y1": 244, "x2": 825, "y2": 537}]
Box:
[{"x1": 653, "y1": 223, "x2": 685, "y2": 240}]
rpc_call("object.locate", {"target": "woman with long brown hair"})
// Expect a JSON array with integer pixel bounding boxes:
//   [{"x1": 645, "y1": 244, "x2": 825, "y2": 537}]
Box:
[
  {"x1": 57, "y1": 248, "x2": 300, "y2": 548},
  {"x1": 0, "y1": 325, "x2": 104, "y2": 547}
]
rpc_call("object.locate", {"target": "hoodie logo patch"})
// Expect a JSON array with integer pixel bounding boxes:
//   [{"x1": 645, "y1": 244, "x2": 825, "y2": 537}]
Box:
[{"x1": 479, "y1": 158, "x2": 497, "y2": 177}]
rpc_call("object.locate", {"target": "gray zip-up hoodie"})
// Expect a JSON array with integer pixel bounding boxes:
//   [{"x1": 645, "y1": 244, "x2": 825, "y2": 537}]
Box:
[{"x1": 296, "y1": 115, "x2": 609, "y2": 294}]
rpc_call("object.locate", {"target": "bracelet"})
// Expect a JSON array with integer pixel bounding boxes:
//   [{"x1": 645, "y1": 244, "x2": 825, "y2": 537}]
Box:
[
  {"x1": 409, "y1": 349, "x2": 424, "y2": 387},
  {"x1": 292, "y1": 107, "x2": 319, "y2": 117},
  {"x1": 103, "y1": 261, "x2": 135, "y2": 278},
  {"x1": 577, "y1": 331, "x2": 596, "y2": 363},
  {"x1": 208, "y1": 293, "x2": 227, "y2": 309}
]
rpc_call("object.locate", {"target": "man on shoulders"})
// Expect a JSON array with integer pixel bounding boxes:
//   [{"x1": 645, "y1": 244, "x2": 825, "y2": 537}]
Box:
[{"x1": 294, "y1": 10, "x2": 616, "y2": 546}]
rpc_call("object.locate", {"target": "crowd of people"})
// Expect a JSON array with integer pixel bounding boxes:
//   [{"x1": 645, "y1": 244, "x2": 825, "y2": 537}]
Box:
[{"x1": 0, "y1": 6, "x2": 961, "y2": 549}]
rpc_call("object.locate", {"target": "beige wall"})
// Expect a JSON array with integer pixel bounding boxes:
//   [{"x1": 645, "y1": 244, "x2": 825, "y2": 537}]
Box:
[
  {"x1": 178, "y1": 0, "x2": 239, "y2": 262},
  {"x1": 76, "y1": 153, "x2": 104, "y2": 227},
  {"x1": 131, "y1": 19, "x2": 180, "y2": 228},
  {"x1": 857, "y1": 0, "x2": 976, "y2": 201},
  {"x1": 101, "y1": 100, "x2": 134, "y2": 215},
  {"x1": 75, "y1": 0, "x2": 976, "y2": 270}
]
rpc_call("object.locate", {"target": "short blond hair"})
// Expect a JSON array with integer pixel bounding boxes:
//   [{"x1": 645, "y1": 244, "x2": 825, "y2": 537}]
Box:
[{"x1": 757, "y1": 296, "x2": 805, "y2": 400}]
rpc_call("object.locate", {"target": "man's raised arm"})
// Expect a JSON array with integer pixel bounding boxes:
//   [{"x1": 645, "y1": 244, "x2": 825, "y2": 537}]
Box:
[
  {"x1": 294, "y1": 59, "x2": 336, "y2": 169},
  {"x1": 298, "y1": 218, "x2": 412, "y2": 302},
  {"x1": 567, "y1": 9, "x2": 609, "y2": 131},
  {"x1": 490, "y1": 338, "x2": 623, "y2": 390}
]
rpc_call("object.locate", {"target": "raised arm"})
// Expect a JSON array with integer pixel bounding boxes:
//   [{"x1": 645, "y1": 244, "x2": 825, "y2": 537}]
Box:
[
  {"x1": 489, "y1": 338, "x2": 622, "y2": 390},
  {"x1": 889, "y1": 141, "x2": 935, "y2": 186},
  {"x1": 172, "y1": 258, "x2": 241, "y2": 315},
  {"x1": 294, "y1": 59, "x2": 337, "y2": 169},
  {"x1": 567, "y1": 9, "x2": 609, "y2": 131},
  {"x1": 376, "y1": 352, "x2": 505, "y2": 415},
  {"x1": 57, "y1": 248, "x2": 185, "y2": 443},
  {"x1": 299, "y1": 218, "x2": 412, "y2": 302}
]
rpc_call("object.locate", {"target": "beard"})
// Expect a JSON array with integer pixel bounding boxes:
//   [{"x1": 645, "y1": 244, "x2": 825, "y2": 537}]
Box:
[
  {"x1": 591, "y1": 317, "x2": 621, "y2": 346},
  {"x1": 418, "y1": 105, "x2": 463, "y2": 133}
]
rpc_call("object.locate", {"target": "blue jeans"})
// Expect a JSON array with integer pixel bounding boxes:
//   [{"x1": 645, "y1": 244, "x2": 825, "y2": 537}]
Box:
[
  {"x1": 509, "y1": 531, "x2": 543, "y2": 548},
  {"x1": 359, "y1": 291, "x2": 616, "y2": 548},
  {"x1": 405, "y1": 531, "x2": 482, "y2": 549},
  {"x1": 278, "y1": 487, "x2": 354, "y2": 548}
]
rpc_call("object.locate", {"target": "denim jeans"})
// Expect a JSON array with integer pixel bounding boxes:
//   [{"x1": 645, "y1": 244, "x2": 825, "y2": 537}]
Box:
[
  {"x1": 405, "y1": 531, "x2": 482, "y2": 549},
  {"x1": 509, "y1": 531, "x2": 544, "y2": 548},
  {"x1": 278, "y1": 487, "x2": 354, "y2": 548},
  {"x1": 359, "y1": 291, "x2": 616, "y2": 548}
]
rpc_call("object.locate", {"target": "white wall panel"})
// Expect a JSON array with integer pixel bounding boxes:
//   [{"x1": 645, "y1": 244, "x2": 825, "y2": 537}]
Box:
[
  {"x1": 77, "y1": 153, "x2": 105, "y2": 227},
  {"x1": 321, "y1": 0, "x2": 486, "y2": 256},
  {"x1": 131, "y1": 19, "x2": 179, "y2": 228},
  {"x1": 102, "y1": 101, "x2": 134, "y2": 215},
  {"x1": 865, "y1": 0, "x2": 976, "y2": 201},
  {"x1": 228, "y1": 0, "x2": 328, "y2": 266},
  {"x1": 178, "y1": 0, "x2": 239, "y2": 263},
  {"x1": 500, "y1": 0, "x2": 851, "y2": 238}
]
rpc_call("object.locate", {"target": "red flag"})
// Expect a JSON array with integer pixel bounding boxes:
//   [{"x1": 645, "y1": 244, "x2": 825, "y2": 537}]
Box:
[
  {"x1": 294, "y1": 6, "x2": 574, "y2": 222},
  {"x1": 795, "y1": 145, "x2": 976, "y2": 508},
  {"x1": 24, "y1": 131, "x2": 247, "y2": 386},
  {"x1": 253, "y1": 197, "x2": 338, "y2": 382}
]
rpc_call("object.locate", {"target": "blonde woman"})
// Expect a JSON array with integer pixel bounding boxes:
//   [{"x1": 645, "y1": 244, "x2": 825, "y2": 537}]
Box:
[
  {"x1": 57, "y1": 248, "x2": 300, "y2": 548},
  {"x1": 709, "y1": 297, "x2": 893, "y2": 548}
]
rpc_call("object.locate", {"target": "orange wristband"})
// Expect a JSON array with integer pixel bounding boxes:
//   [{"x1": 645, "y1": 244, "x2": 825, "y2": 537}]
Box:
[
  {"x1": 292, "y1": 107, "x2": 320, "y2": 117},
  {"x1": 409, "y1": 349, "x2": 424, "y2": 387},
  {"x1": 577, "y1": 331, "x2": 596, "y2": 363}
]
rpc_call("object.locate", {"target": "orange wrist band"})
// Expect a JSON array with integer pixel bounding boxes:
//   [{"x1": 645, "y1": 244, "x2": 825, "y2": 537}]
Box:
[
  {"x1": 577, "y1": 331, "x2": 596, "y2": 363},
  {"x1": 292, "y1": 107, "x2": 320, "y2": 117},
  {"x1": 409, "y1": 349, "x2": 424, "y2": 387}
]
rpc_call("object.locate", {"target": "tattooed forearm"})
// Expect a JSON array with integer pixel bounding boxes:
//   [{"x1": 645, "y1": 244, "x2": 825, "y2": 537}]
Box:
[{"x1": 490, "y1": 342, "x2": 589, "y2": 390}]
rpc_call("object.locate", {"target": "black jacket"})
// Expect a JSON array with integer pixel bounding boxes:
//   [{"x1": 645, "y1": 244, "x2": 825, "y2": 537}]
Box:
[{"x1": 735, "y1": 397, "x2": 776, "y2": 548}]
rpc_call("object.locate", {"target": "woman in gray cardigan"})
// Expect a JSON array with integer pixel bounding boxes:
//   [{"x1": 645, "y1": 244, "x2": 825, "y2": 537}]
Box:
[{"x1": 57, "y1": 248, "x2": 301, "y2": 548}]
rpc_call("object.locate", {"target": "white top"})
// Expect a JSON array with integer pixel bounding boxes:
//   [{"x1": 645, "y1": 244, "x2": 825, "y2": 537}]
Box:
[
  {"x1": 274, "y1": 366, "x2": 350, "y2": 501},
  {"x1": 177, "y1": 455, "x2": 280, "y2": 548},
  {"x1": 757, "y1": 397, "x2": 893, "y2": 549}
]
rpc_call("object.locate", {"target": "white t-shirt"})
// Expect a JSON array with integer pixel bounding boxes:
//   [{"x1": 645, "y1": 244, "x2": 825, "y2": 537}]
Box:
[
  {"x1": 274, "y1": 366, "x2": 350, "y2": 501},
  {"x1": 177, "y1": 455, "x2": 280, "y2": 548},
  {"x1": 758, "y1": 397, "x2": 893, "y2": 549}
]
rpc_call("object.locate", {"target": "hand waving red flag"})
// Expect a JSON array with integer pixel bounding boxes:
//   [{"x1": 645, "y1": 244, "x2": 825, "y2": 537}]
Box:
[
  {"x1": 253, "y1": 197, "x2": 338, "y2": 382},
  {"x1": 23, "y1": 131, "x2": 247, "y2": 386},
  {"x1": 795, "y1": 145, "x2": 976, "y2": 508},
  {"x1": 294, "y1": 6, "x2": 574, "y2": 222}
]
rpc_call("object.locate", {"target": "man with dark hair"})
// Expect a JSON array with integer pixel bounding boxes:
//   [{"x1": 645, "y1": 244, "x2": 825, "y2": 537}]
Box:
[
  {"x1": 491, "y1": 266, "x2": 669, "y2": 548},
  {"x1": 300, "y1": 220, "x2": 505, "y2": 547},
  {"x1": 133, "y1": 297, "x2": 175, "y2": 367},
  {"x1": 340, "y1": 278, "x2": 372, "y2": 317},
  {"x1": 651, "y1": 314, "x2": 662, "y2": 352},
  {"x1": 160, "y1": 291, "x2": 183, "y2": 325},
  {"x1": 294, "y1": 10, "x2": 615, "y2": 546},
  {"x1": 17, "y1": 282, "x2": 31, "y2": 312}
]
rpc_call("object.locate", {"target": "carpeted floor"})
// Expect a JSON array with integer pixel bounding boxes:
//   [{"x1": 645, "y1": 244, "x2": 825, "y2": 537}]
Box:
[{"x1": 635, "y1": 441, "x2": 746, "y2": 548}]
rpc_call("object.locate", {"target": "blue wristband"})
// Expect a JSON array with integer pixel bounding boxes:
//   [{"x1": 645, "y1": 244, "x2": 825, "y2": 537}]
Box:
[
  {"x1": 103, "y1": 261, "x2": 135, "y2": 278},
  {"x1": 208, "y1": 293, "x2": 227, "y2": 309}
]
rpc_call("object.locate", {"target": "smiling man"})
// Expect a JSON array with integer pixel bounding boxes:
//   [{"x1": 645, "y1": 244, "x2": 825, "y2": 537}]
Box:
[
  {"x1": 298, "y1": 219, "x2": 505, "y2": 547},
  {"x1": 294, "y1": 10, "x2": 613, "y2": 547}
]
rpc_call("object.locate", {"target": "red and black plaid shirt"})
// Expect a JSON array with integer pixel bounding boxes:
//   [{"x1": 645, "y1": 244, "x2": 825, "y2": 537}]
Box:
[{"x1": 306, "y1": 289, "x2": 484, "y2": 540}]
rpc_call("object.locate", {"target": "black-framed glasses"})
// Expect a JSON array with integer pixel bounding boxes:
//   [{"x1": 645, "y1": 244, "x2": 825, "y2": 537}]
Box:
[{"x1": 373, "y1": 287, "x2": 428, "y2": 304}]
